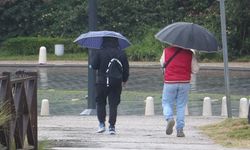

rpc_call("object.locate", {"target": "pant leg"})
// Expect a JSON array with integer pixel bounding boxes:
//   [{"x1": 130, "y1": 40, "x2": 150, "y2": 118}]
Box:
[
  {"x1": 162, "y1": 83, "x2": 178, "y2": 120},
  {"x1": 108, "y1": 85, "x2": 122, "y2": 127},
  {"x1": 96, "y1": 84, "x2": 108, "y2": 123},
  {"x1": 176, "y1": 83, "x2": 190, "y2": 130}
]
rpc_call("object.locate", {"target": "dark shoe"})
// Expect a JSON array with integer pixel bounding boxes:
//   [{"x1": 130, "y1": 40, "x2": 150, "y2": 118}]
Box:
[
  {"x1": 166, "y1": 119, "x2": 175, "y2": 135},
  {"x1": 97, "y1": 123, "x2": 106, "y2": 133},
  {"x1": 109, "y1": 126, "x2": 116, "y2": 135},
  {"x1": 177, "y1": 129, "x2": 185, "y2": 137}
]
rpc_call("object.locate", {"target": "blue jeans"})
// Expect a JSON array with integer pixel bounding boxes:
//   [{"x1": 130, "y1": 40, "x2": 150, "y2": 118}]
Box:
[{"x1": 162, "y1": 83, "x2": 190, "y2": 130}]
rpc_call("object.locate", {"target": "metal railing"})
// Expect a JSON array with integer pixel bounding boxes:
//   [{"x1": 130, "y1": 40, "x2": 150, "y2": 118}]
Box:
[{"x1": 0, "y1": 71, "x2": 37, "y2": 150}]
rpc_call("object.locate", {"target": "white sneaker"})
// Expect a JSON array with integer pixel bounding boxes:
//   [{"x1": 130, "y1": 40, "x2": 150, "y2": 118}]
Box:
[
  {"x1": 97, "y1": 127, "x2": 105, "y2": 133},
  {"x1": 97, "y1": 123, "x2": 106, "y2": 133}
]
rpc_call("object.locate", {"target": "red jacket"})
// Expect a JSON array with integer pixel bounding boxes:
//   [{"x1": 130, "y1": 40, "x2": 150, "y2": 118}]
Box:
[{"x1": 164, "y1": 47, "x2": 192, "y2": 83}]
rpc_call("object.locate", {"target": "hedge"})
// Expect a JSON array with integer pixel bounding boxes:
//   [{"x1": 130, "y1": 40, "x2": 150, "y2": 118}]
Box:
[{"x1": 0, "y1": 37, "x2": 85, "y2": 55}]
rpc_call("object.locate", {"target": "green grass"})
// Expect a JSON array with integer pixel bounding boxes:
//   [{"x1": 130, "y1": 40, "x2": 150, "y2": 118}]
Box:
[
  {"x1": 39, "y1": 140, "x2": 52, "y2": 150},
  {"x1": 200, "y1": 119, "x2": 250, "y2": 148},
  {"x1": 38, "y1": 89, "x2": 88, "y2": 115},
  {"x1": 38, "y1": 89, "x2": 245, "y2": 115},
  {"x1": 37, "y1": 89, "x2": 161, "y2": 115},
  {"x1": 0, "y1": 52, "x2": 88, "y2": 61},
  {"x1": 189, "y1": 92, "x2": 246, "y2": 102},
  {"x1": 234, "y1": 55, "x2": 250, "y2": 62}
]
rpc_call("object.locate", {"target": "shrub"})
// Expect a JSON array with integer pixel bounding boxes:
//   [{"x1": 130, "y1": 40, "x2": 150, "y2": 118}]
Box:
[
  {"x1": 0, "y1": 37, "x2": 85, "y2": 55},
  {"x1": 126, "y1": 27, "x2": 163, "y2": 61},
  {"x1": 197, "y1": 52, "x2": 223, "y2": 62}
]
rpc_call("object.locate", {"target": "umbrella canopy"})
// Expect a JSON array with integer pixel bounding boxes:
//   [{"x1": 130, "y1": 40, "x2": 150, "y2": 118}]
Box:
[
  {"x1": 155, "y1": 22, "x2": 220, "y2": 52},
  {"x1": 74, "y1": 30, "x2": 131, "y2": 50}
]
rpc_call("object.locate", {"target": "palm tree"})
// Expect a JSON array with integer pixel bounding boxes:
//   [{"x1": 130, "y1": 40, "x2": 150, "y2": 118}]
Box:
[{"x1": 0, "y1": 101, "x2": 11, "y2": 126}]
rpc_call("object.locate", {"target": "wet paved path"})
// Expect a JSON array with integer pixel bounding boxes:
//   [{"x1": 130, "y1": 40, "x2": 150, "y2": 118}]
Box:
[{"x1": 38, "y1": 116, "x2": 248, "y2": 150}]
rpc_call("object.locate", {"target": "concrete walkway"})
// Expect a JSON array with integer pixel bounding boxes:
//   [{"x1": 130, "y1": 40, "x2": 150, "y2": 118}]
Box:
[{"x1": 38, "y1": 115, "x2": 248, "y2": 150}]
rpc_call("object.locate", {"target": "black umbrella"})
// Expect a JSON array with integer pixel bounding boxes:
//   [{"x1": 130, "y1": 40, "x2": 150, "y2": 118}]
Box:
[{"x1": 155, "y1": 22, "x2": 220, "y2": 52}]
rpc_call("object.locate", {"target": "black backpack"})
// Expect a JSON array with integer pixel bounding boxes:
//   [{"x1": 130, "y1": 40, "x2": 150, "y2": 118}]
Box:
[{"x1": 106, "y1": 57, "x2": 123, "y2": 87}]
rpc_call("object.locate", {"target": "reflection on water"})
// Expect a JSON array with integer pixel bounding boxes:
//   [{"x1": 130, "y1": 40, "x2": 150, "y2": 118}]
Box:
[
  {"x1": 1, "y1": 66, "x2": 250, "y2": 116},
  {"x1": 191, "y1": 74, "x2": 197, "y2": 91},
  {"x1": 39, "y1": 68, "x2": 48, "y2": 89},
  {"x1": 197, "y1": 69, "x2": 250, "y2": 95},
  {"x1": 1, "y1": 66, "x2": 250, "y2": 95}
]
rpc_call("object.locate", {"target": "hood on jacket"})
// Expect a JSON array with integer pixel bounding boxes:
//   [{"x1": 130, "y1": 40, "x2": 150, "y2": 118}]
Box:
[{"x1": 102, "y1": 37, "x2": 119, "y2": 48}]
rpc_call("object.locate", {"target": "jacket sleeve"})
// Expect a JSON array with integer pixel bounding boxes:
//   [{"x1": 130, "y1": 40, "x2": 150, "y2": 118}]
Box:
[
  {"x1": 191, "y1": 54, "x2": 199, "y2": 74},
  {"x1": 121, "y1": 53, "x2": 129, "y2": 82},
  {"x1": 91, "y1": 51, "x2": 100, "y2": 70},
  {"x1": 160, "y1": 50, "x2": 165, "y2": 67}
]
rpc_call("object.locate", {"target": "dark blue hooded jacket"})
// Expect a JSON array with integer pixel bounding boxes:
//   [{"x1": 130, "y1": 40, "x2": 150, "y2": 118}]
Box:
[{"x1": 91, "y1": 37, "x2": 129, "y2": 84}]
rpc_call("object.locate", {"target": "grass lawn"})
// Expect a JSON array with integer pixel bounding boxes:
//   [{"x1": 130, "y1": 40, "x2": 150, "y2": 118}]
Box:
[
  {"x1": 37, "y1": 89, "x2": 244, "y2": 115},
  {"x1": 200, "y1": 119, "x2": 250, "y2": 149},
  {"x1": 0, "y1": 53, "x2": 88, "y2": 61}
]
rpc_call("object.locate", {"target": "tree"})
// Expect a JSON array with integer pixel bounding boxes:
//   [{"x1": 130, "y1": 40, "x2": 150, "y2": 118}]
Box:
[
  {"x1": 0, "y1": 0, "x2": 43, "y2": 41},
  {"x1": 34, "y1": 0, "x2": 88, "y2": 37},
  {"x1": 1, "y1": 0, "x2": 249, "y2": 59},
  {"x1": 226, "y1": 0, "x2": 250, "y2": 58}
]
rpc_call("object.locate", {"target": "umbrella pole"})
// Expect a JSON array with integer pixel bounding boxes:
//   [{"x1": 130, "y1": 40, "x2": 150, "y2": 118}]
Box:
[
  {"x1": 80, "y1": 0, "x2": 97, "y2": 115},
  {"x1": 219, "y1": 0, "x2": 232, "y2": 118}
]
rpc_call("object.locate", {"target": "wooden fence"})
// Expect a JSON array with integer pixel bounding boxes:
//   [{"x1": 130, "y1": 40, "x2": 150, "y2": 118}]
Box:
[{"x1": 0, "y1": 71, "x2": 37, "y2": 150}]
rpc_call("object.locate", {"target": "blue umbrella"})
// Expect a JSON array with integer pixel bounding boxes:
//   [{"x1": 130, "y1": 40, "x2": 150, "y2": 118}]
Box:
[{"x1": 74, "y1": 30, "x2": 131, "y2": 50}]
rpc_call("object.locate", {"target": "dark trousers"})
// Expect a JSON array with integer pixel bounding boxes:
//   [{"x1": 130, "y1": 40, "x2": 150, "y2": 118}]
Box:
[{"x1": 95, "y1": 84, "x2": 122, "y2": 127}]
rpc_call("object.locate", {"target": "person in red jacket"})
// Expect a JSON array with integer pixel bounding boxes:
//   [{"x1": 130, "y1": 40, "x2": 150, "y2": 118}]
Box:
[{"x1": 160, "y1": 46, "x2": 199, "y2": 137}]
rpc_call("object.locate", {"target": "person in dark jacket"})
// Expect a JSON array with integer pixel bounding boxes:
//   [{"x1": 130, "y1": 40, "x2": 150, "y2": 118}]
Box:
[{"x1": 91, "y1": 37, "x2": 129, "y2": 135}]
